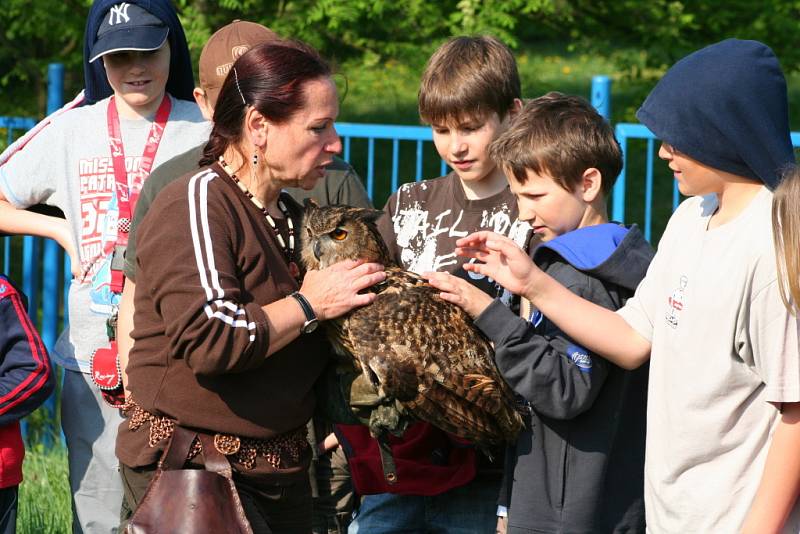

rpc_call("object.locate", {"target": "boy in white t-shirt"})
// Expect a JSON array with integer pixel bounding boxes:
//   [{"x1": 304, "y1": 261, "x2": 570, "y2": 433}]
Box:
[
  {"x1": 451, "y1": 39, "x2": 800, "y2": 533},
  {"x1": 0, "y1": 1, "x2": 208, "y2": 531}
]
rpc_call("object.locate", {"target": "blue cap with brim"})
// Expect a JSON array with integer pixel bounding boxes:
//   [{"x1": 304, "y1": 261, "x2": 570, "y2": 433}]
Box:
[{"x1": 89, "y1": 2, "x2": 169, "y2": 63}]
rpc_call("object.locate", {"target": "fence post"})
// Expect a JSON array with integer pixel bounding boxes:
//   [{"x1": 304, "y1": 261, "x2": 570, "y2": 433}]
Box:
[
  {"x1": 591, "y1": 75, "x2": 611, "y2": 121},
  {"x1": 40, "y1": 63, "x2": 65, "y2": 448},
  {"x1": 612, "y1": 125, "x2": 628, "y2": 223},
  {"x1": 42, "y1": 63, "x2": 64, "y2": 351}
]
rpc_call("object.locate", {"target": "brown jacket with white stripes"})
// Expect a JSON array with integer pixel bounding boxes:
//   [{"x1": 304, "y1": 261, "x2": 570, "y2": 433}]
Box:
[{"x1": 116, "y1": 162, "x2": 329, "y2": 477}]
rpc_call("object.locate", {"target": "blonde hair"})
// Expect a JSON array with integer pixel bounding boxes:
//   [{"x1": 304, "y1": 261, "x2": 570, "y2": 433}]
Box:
[{"x1": 772, "y1": 165, "x2": 800, "y2": 313}]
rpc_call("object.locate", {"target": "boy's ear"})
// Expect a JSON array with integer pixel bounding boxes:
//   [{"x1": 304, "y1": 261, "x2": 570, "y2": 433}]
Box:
[
  {"x1": 581, "y1": 168, "x2": 603, "y2": 202},
  {"x1": 193, "y1": 87, "x2": 214, "y2": 121},
  {"x1": 508, "y1": 98, "x2": 524, "y2": 119}
]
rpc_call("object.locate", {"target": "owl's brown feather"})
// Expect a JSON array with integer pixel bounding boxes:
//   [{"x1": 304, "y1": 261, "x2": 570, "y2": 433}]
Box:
[{"x1": 301, "y1": 202, "x2": 523, "y2": 447}]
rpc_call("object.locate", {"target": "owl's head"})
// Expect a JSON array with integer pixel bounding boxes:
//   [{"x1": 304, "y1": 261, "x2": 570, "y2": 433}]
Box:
[{"x1": 300, "y1": 200, "x2": 394, "y2": 270}]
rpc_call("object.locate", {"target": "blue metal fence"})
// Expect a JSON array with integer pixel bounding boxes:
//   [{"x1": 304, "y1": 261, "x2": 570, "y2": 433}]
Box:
[
  {"x1": 612, "y1": 123, "x2": 674, "y2": 242},
  {"x1": 1, "y1": 64, "x2": 69, "y2": 446},
  {"x1": 337, "y1": 123, "x2": 439, "y2": 198},
  {"x1": 612, "y1": 124, "x2": 800, "y2": 242}
]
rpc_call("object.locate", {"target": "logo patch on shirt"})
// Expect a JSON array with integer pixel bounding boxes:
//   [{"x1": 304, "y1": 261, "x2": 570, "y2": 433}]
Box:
[
  {"x1": 665, "y1": 274, "x2": 688, "y2": 329},
  {"x1": 567, "y1": 344, "x2": 592, "y2": 372},
  {"x1": 529, "y1": 310, "x2": 543, "y2": 328}
]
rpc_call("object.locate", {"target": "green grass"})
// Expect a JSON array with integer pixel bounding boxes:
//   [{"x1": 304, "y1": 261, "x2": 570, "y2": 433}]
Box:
[
  {"x1": 336, "y1": 41, "x2": 652, "y2": 126},
  {"x1": 18, "y1": 446, "x2": 71, "y2": 534}
]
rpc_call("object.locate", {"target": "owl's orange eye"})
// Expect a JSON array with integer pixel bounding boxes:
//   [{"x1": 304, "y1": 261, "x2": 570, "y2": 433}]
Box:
[{"x1": 330, "y1": 228, "x2": 348, "y2": 241}]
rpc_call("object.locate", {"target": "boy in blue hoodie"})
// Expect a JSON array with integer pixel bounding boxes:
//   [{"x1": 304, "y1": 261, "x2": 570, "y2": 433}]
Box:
[
  {"x1": 448, "y1": 40, "x2": 800, "y2": 532},
  {"x1": 427, "y1": 92, "x2": 653, "y2": 533}
]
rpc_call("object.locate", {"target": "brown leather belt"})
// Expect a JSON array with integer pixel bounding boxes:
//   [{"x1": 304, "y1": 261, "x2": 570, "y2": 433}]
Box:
[{"x1": 122, "y1": 397, "x2": 308, "y2": 470}]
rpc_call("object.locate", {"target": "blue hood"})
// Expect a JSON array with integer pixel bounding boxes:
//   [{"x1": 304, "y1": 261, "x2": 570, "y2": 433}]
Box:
[
  {"x1": 83, "y1": 0, "x2": 195, "y2": 105},
  {"x1": 533, "y1": 223, "x2": 652, "y2": 292},
  {"x1": 636, "y1": 39, "x2": 794, "y2": 190},
  {"x1": 535, "y1": 223, "x2": 628, "y2": 270}
]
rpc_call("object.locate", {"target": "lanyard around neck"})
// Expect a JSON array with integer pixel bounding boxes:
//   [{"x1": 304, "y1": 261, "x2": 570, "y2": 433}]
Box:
[{"x1": 106, "y1": 94, "x2": 172, "y2": 247}]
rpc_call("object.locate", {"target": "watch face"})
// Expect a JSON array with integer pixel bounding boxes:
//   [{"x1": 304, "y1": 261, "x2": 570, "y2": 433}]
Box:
[{"x1": 302, "y1": 319, "x2": 319, "y2": 334}]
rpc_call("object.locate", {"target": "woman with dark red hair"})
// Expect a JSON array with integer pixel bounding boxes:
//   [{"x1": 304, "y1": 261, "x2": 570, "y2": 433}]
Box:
[{"x1": 116, "y1": 40, "x2": 385, "y2": 533}]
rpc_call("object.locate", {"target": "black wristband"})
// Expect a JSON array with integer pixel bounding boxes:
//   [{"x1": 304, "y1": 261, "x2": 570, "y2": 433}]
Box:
[{"x1": 290, "y1": 292, "x2": 319, "y2": 334}]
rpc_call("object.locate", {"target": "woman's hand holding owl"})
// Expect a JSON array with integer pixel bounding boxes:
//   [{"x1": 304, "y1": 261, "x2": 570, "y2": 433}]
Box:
[{"x1": 300, "y1": 259, "x2": 386, "y2": 320}]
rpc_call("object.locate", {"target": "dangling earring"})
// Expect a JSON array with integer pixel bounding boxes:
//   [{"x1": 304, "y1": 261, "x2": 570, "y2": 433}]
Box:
[{"x1": 252, "y1": 151, "x2": 259, "y2": 166}]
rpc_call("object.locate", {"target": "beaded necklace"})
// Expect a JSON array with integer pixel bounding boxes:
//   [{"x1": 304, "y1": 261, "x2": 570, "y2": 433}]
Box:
[{"x1": 218, "y1": 156, "x2": 300, "y2": 279}]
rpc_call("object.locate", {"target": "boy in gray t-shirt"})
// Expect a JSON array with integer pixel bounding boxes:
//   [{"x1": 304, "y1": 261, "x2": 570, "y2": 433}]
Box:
[{"x1": 0, "y1": 1, "x2": 208, "y2": 531}]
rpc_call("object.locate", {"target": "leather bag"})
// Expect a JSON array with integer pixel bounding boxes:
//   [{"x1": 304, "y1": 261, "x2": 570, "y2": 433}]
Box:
[{"x1": 126, "y1": 426, "x2": 253, "y2": 534}]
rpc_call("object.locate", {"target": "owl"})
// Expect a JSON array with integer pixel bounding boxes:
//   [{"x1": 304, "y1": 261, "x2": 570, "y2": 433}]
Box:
[{"x1": 300, "y1": 201, "x2": 523, "y2": 447}]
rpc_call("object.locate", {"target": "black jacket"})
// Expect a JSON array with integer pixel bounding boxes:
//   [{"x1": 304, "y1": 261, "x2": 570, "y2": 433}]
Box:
[
  {"x1": 0, "y1": 275, "x2": 55, "y2": 427},
  {"x1": 475, "y1": 223, "x2": 653, "y2": 533}
]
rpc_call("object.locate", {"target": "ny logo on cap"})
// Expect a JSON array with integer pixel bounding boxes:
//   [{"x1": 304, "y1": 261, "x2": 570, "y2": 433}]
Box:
[{"x1": 108, "y1": 3, "x2": 131, "y2": 26}]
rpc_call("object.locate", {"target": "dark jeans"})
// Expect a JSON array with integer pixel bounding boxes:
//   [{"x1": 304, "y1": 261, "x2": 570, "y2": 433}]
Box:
[
  {"x1": 119, "y1": 462, "x2": 313, "y2": 534},
  {"x1": 0, "y1": 487, "x2": 17, "y2": 534},
  {"x1": 348, "y1": 476, "x2": 500, "y2": 534}
]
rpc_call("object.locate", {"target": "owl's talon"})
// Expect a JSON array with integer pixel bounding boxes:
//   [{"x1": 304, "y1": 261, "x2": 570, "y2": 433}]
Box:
[{"x1": 368, "y1": 404, "x2": 409, "y2": 438}]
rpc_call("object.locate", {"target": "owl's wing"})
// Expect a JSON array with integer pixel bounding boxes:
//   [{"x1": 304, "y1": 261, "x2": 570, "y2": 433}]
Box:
[{"x1": 342, "y1": 274, "x2": 523, "y2": 446}]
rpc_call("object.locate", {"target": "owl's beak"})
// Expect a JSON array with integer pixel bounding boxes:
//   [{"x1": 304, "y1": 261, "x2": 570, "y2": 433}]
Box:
[{"x1": 313, "y1": 240, "x2": 322, "y2": 261}]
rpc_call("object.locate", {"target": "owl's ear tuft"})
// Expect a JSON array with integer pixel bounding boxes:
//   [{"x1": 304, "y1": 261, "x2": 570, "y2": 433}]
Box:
[
  {"x1": 303, "y1": 198, "x2": 320, "y2": 210},
  {"x1": 352, "y1": 208, "x2": 384, "y2": 223}
]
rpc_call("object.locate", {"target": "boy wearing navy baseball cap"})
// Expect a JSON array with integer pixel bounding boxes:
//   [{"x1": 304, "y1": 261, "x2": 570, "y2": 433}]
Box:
[{"x1": 0, "y1": 1, "x2": 209, "y2": 531}]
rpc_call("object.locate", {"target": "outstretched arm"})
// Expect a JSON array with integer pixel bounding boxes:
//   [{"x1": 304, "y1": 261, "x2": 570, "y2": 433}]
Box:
[
  {"x1": 117, "y1": 279, "x2": 135, "y2": 397},
  {"x1": 428, "y1": 270, "x2": 610, "y2": 418},
  {"x1": 0, "y1": 192, "x2": 79, "y2": 276},
  {"x1": 455, "y1": 231, "x2": 651, "y2": 370}
]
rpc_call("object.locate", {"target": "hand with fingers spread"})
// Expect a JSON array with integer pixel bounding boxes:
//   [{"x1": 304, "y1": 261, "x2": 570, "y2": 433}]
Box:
[
  {"x1": 456, "y1": 231, "x2": 541, "y2": 297},
  {"x1": 300, "y1": 259, "x2": 386, "y2": 320},
  {"x1": 424, "y1": 271, "x2": 493, "y2": 319}
]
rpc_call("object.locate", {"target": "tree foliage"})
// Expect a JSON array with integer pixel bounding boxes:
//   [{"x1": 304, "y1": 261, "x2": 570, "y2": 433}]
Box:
[
  {"x1": 550, "y1": 0, "x2": 800, "y2": 80},
  {"x1": 2, "y1": 0, "x2": 800, "y2": 117}
]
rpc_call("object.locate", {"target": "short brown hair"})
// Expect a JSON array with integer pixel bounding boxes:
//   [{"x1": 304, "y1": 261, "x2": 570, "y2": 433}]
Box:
[
  {"x1": 490, "y1": 92, "x2": 622, "y2": 195},
  {"x1": 418, "y1": 36, "x2": 520, "y2": 125}
]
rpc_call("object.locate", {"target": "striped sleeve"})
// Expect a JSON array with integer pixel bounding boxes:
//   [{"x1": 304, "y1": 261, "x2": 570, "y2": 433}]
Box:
[
  {"x1": 0, "y1": 278, "x2": 55, "y2": 426},
  {"x1": 141, "y1": 169, "x2": 270, "y2": 376}
]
